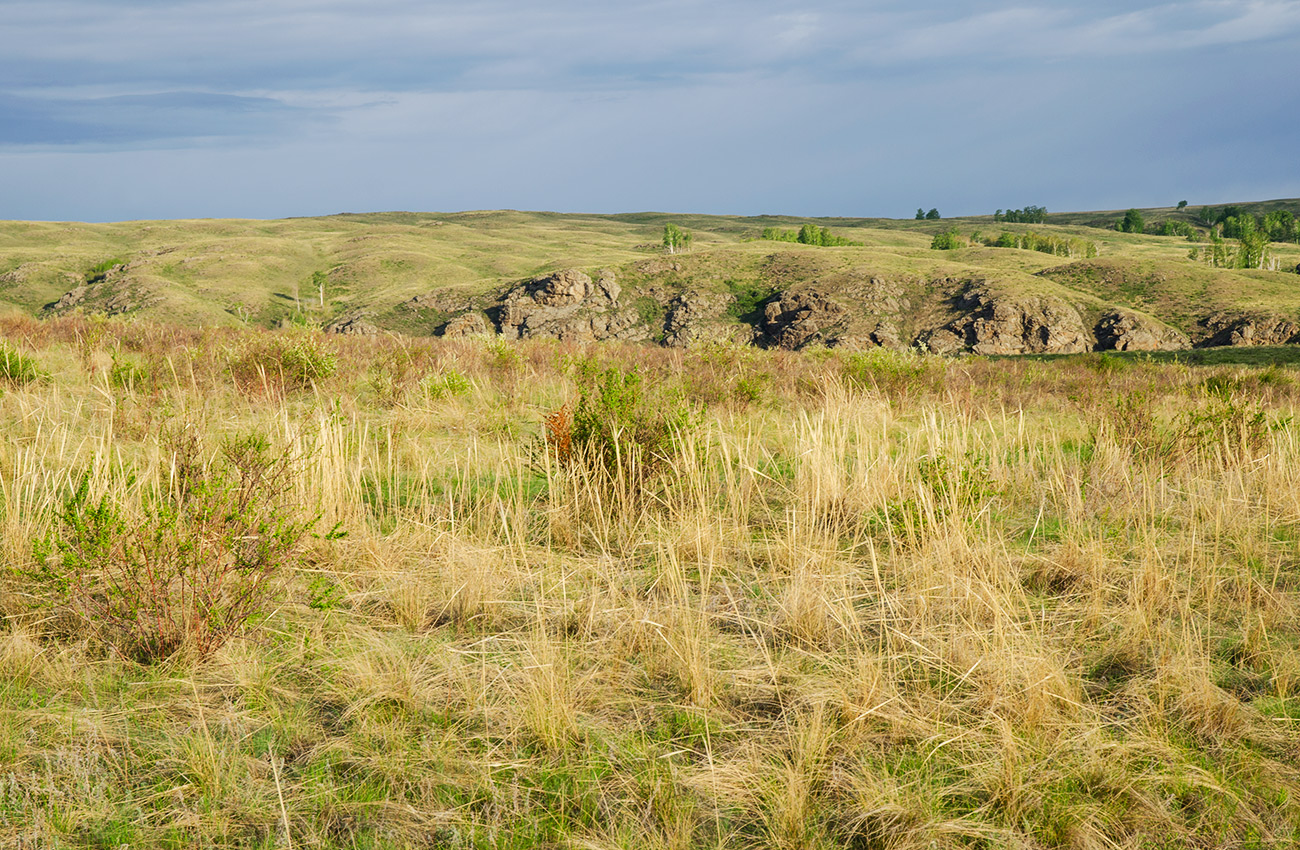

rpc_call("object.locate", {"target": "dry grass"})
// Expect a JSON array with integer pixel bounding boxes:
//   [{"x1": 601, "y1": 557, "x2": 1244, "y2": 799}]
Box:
[{"x1": 1, "y1": 317, "x2": 1299, "y2": 848}]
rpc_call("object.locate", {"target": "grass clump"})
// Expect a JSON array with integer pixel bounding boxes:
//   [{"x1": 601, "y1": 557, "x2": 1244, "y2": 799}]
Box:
[
  {"x1": 0, "y1": 342, "x2": 42, "y2": 385},
  {"x1": 228, "y1": 330, "x2": 338, "y2": 393}
]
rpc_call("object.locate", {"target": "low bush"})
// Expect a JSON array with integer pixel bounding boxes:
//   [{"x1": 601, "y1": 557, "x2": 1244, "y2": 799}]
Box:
[
  {"x1": 227, "y1": 331, "x2": 338, "y2": 393},
  {"x1": 543, "y1": 361, "x2": 693, "y2": 481},
  {"x1": 0, "y1": 342, "x2": 42, "y2": 385},
  {"x1": 29, "y1": 430, "x2": 319, "y2": 662},
  {"x1": 930, "y1": 229, "x2": 965, "y2": 250}
]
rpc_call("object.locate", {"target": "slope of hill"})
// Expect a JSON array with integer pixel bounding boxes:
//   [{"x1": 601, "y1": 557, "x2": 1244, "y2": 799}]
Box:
[{"x1": 2, "y1": 203, "x2": 1299, "y2": 354}]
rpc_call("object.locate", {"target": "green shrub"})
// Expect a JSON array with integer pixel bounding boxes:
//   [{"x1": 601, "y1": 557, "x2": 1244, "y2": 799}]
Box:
[
  {"x1": 85, "y1": 258, "x2": 125, "y2": 284},
  {"x1": 930, "y1": 229, "x2": 965, "y2": 250},
  {"x1": 421, "y1": 368, "x2": 472, "y2": 400},
  {"x1": 30, "y1": 431, "x2": 319, "y2": 662},
  {"x1": 0, "y1": 343, "x2": 42, "y2": 385},
  {"x1": 760, "y1": 225, "x2": 860, "y2": 247},
  {"x1": 109, "y1": 353, "x2": 153, "y2": 392},
  {"x1": 228, "y1": 331, "x2": 338, "y2": 392},
  {"x1": 544, "y1": 362, "x2": 693, "y2": 481},
  {"x1": 843, "y1": 348, "x2": 946, "y2": 397}
]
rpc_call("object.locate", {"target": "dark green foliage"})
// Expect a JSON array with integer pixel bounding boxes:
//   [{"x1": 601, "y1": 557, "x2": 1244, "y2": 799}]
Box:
[
  {"x1": 0, "y1": 342, "x2": 42, "y2": 385},
  {"x1": 760, "y1": 225, "x2": 861, "y2": 247},
  {"x1": 1177, "y1": 200, "x2": 1188, "y2": 209},
  {"x1": 1117, "y1": 209, "x2": 1145, "y2": 233},
  {"x1": 929, "y1": 229, "x2": 965, "y2": 250},
  {"x1": 915, "y1": 208, "x2": 925, "y2": 220},
  {"x1": 725, "y1": 280, "x2": 775, "y2": 324},
  {"x1": 995, "y1": 205, "x2": 1048, "y2": 223},
  {"x1": 1158, "y1": 219, "x2": 1199, "y2": 238},
  {"x1": 924, "y1": 208, "x2": 941, "y2": 220},
  {"x1": 85, "y1": 258, "x2": 125, "y2": 284},
  {"x1": 1203, "y1": 206, "x2": 1298, "y2": 244},
  {"x1": 30, "y1": 431, "x2": 317, "y2": 661},
  {"x1": 1190, "y1": 231, "x2": 1272, "y2": 269}
]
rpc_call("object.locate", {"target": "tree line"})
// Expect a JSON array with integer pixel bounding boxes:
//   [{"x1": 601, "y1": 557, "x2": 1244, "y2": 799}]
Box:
[
  {"x1": 761, "y1": 224, "x2": 861, "y2": 247},
  {"x1": 930, "y1": 228, "x2": 1097, "y2": 258}
]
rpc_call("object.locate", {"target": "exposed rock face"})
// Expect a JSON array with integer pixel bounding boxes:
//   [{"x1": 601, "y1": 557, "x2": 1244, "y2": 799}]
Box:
[
  {"x1": 634, "y1": 259, "x2": 682, "y2": 276},
  {"x1": 919, "y1": 287, "x2": 1088, "y2": 355},
  {"x1": 762, "y1": 290, "x2": 848, "y2": 350},
  {"x1": 663, "y1": 291, "x2": 747, "y2": 348},
  {"x1": 1095, "y1": 309, "x2": 1189, "y2": 351},
  {"x1": 45, "y1": 264, "x2": 159, "y2": 316},
  {"x1": 1198, "y1": 312, "x2": 1300, "y2": 347},
  {"x1": 325, "y1": 312, "x2": 379, "y2": 335},
  {"x1": 441, "y1": 311, "x2": 491, "y2": 338},
  {"x1": 497, "y1": 269, "x2": 645, "y2": 342}
]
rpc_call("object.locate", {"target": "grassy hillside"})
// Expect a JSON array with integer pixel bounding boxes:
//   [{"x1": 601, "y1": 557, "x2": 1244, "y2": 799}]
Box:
[
  {"x1": 1, "y1": 316, "x2": 1299, "y2": 848},
  {"x1": 3, "y1": 204, "x2": 1299, "y2": 342}
]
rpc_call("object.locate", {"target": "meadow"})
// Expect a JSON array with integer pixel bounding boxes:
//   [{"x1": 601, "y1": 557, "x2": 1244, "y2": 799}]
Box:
[{"x1": 0, "y1": 314, "x2": 1298, "y2": 849}]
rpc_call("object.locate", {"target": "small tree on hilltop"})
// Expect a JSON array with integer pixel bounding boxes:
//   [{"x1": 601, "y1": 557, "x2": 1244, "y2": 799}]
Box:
[
  {"x1": 1118, "y1": 208, "x2": 1145, "y2": 234},
  {"x1": 925, "y1": 208, "x2": 941, "y2": 220},
  {"x1": 915, "y1": 208, "x2": 926, "y2": 220},
  {"x1": 663, "y1": 223, "x2": 692, "y2": 255}
]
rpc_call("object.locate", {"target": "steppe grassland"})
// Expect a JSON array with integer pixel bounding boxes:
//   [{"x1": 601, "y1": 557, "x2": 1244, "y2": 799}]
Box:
[
  {"x1": 0, "y1": 314, "x2": 1298, "y2": 849},
  {"x1": 5, "y1": 210, "x2": 1299, "y2": 336}
]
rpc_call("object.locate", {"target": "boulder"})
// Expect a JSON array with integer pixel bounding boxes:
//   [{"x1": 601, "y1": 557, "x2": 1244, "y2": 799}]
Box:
[
  {"x1": 1198, "y1": 312, "x2": 1300, "y2": 347},
  {"x1": 325, "y1": 312, "x2": 379, "y2": 335},
  {"x1": 497, "y1": 269, "x2": 643, "y2": 342},
  {"x1": 762, "y1": 290, "x2": 849, "y2": 350},
  {"x1": 442, "y1": 311, "x2": 491, "y2": 338},
  {"x1": 920, "y1": 286, "x2": 1089, "y2": 355},
  {"x1": 663, "y1": 291, "x2": 747, "y2": 348},
  {"x1": 1095, "y1": 309, "x2": 1189, "y2": 351}
]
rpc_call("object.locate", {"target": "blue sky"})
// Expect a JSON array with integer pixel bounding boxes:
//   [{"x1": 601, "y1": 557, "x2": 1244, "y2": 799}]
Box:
[{"x1": 2, "y1": 0, "x2": 1298, "y2": 222}]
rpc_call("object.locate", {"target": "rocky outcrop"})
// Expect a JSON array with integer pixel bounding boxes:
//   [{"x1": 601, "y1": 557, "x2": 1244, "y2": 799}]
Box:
[
  {"x1": 919, "y1": 286, "x2": 1088, "y2": 355},
  {"x1": 762, "y1": 290, "x2": 849, "y2": 350},
  {"x1": 1197, "y1": 312, "x2": 1300, "y2": 347},
  {"x1": 1094, "y1": 309, "x2": 1189, "y2": 351},
  {"x1": 497, "y1": 269, "x2": 645, "y2": 342},
  {"x1": 663, "y1": 291, "x2": 749, "y2": 348},
  {"x1": 45, "y1": 264, "x2": 159, "y2": 316},
  {"x1": 441, "y1": 312, "x2": 491, "y2": 338},
  {"x1": 325, "y1": 312, "x2": 379, "y2": 335}
]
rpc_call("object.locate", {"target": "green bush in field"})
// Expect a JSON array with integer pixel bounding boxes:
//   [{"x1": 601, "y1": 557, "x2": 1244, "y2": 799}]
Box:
[
  {"x1": 421, "y1": 368, "x2": 472, "y2": 400},
  {"x1": 0, "y1": 343, "x2": 42, "y2": 385},
  {"x1": 930, "y1": 229, "x2": 965, "y2": 250},
  {"x1": 228, "y1": 331, "x2": 338, "y2": 391},
  {"x1": 30, "y1": 432, "x2": 321, "y2": 662},
  {"x1": 544, "y1": 360, "x2": 693, "y2": 481}
]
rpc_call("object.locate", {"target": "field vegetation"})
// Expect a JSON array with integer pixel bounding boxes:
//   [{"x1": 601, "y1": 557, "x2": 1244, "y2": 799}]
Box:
[
  {"x1": 4, "y1": 201, "x2": 1297, "y2": 344},
  {"x1": 1, "y1": 313, "x2": 1298, "y2": 848}
]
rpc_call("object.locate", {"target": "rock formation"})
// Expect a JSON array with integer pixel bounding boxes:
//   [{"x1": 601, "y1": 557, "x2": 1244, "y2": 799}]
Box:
[
  {"x1": 1198, "y1": 312, "x2": 1300, "y2": 347},
  {"x1": 919, "y1": 286, "x2": 1089, "y2": 355},
  {"x1": 761, "y1": 290, "x2": 849, "y2": 350},
  {"x1": 497, "y1": 269, "x2": 645, "y2": 342},
  {"x1": 441, "y1": 312, "x2": 491, "y2": 338},
  {"x1": 1094, "y1": 309, "x2": 1189, "y2": 351},
  {"x1": 325, "y1": 312, "x2": 379, "y2": 335},
  {"x1": 662, "y1": 291, "x2": 753, "y2": 348}
]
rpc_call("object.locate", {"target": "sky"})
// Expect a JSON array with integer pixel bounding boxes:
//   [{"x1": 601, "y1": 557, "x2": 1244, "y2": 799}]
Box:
[{"x1": 1, "y1": 0, "x2": 1298, "y2": 222}]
